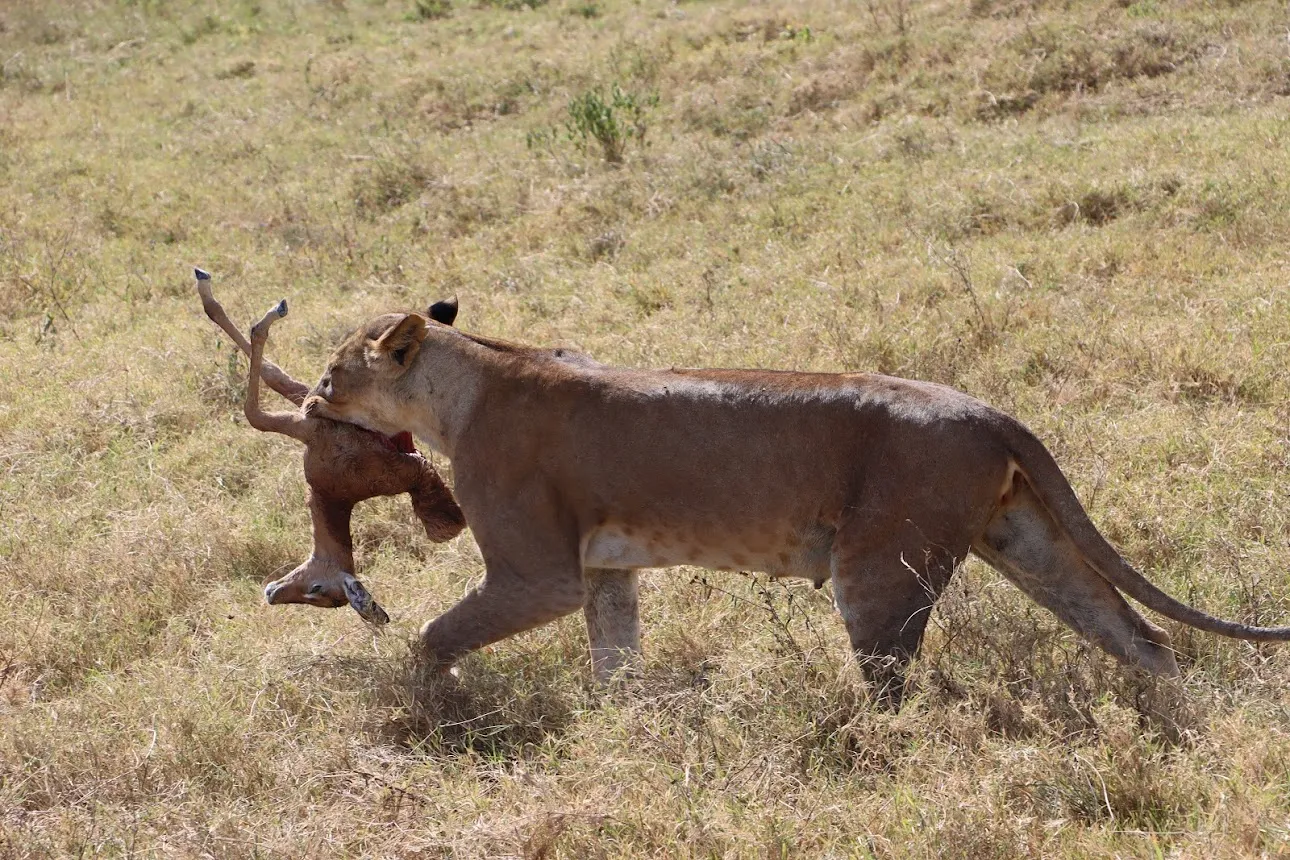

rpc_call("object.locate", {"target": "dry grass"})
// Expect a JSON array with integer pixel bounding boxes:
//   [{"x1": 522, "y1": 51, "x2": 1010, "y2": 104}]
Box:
[{"x1": 4, "y1": 0, "x2": 1290, "y2": 856}]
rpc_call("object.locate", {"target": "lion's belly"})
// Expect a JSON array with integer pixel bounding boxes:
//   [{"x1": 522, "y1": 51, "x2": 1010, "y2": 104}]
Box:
[{"x1": 581, "y1": 522, "x2": 834, "y2": 582}]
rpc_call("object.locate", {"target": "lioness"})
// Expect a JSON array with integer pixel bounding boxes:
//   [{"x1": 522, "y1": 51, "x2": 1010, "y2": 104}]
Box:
[{"x1": 304, "y1": 302, "x2": 1290, "y2": 695}]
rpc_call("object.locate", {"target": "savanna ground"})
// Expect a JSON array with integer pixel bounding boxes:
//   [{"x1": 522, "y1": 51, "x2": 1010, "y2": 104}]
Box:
[{"x1": 3, "y1": 0, "x2": 1290, "y2": 855}]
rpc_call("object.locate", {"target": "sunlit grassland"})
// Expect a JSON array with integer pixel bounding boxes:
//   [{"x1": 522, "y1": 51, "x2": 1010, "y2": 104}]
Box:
[{"x1": 3, "y1": 0, "x2": 1290, "y2": 856}]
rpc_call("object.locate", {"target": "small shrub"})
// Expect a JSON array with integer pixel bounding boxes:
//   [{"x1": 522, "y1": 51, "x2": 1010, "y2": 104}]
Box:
[{"x1": 565, "y1": 83, "x2": 658, "y2": 164}]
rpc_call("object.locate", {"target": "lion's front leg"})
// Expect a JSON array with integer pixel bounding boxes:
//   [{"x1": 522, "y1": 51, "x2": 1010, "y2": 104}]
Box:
[
  {"x1": 418, "y1": 523, "x2": 586, "y2": 671},
  {"x1": 583, "y1": 568, "x2": 641, "y2": 682}
]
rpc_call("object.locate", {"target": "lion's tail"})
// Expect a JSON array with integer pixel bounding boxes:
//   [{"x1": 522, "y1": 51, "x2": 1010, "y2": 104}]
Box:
[{"x1": 1004, "y1": 417, "x2": 1290, "y2": 641}]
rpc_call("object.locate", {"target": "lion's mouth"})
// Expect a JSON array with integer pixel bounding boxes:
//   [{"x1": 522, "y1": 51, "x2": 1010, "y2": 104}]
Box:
[{"x1": 304, "y1": 397, "x2": 415, "y2": 453}]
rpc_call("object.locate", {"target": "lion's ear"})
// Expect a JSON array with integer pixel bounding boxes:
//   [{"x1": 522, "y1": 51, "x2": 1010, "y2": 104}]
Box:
[
  {"x1": 427, "y1": 296, "x2": 458, "y2": 327},
  {"x1": 369, "y1": 313, "x2": 428, "y2": 369}
]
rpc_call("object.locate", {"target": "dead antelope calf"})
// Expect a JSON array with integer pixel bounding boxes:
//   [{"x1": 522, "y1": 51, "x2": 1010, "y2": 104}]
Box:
[{"x1": 195, "y1": 268, "x2": 465, "y2": 624}]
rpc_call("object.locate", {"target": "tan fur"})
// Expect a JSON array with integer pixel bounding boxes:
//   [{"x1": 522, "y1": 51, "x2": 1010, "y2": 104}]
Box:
[{"x1": 305, "y1": 306, "x2": 1290, "y2": 697}]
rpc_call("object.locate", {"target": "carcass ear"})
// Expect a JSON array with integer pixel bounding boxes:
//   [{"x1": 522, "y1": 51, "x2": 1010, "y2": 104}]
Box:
[
  {"x1": 427, "y1": 296, "x2": 458, "y2": 327},
  {"x1": 370, "y1": 313, "x2": 428, "y2": 368}
]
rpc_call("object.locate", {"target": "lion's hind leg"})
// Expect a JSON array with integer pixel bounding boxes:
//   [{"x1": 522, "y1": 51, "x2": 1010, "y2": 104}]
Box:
[
  {"x1": 972, "y1": 476, "x2": 1179, "y2": 677},
  {"x1": 583, "y1": 568, "x2": 642, "y2": 683},
  {"x1": 831, "y1": 525, "x2": 963, "y2": 706}
]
